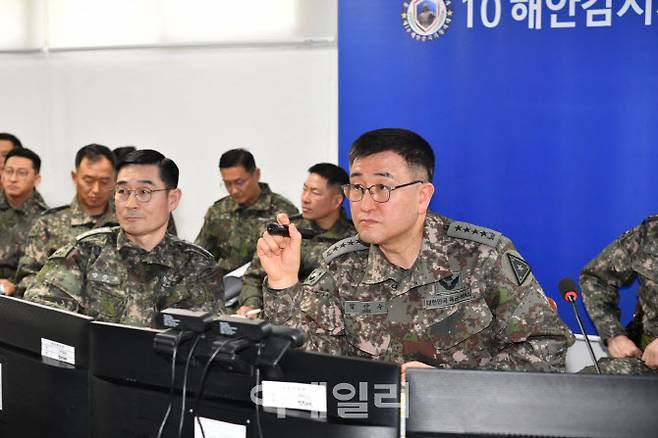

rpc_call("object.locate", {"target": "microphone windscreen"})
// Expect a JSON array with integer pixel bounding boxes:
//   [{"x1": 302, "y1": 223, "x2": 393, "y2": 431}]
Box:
[{"x1": 558, "y1": 277, "x2": 579, "y2": 299}]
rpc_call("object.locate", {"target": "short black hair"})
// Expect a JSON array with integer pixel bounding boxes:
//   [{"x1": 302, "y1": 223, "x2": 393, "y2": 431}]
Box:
[
  {"x1": 116, "y1": 149, "x2": 179, "y2": 189},
  {"x1": 75, "y1": 144, "x2": 116, "y2": 169},
  {"x1": 348, "y1": 128, "x2": 435, "y2": 181},
  {"x1": 5, "y1": 147, "x2": 41, "y2": 172},
  {"x1": 308, "y1": 163, "x2": 349, "y2": 196},
  {"x1": 0, "y1": 133, "x2": 23, "y2": 149},
  {"x1": 112, "y1": 146, "x2": 137, "y2": 167},
  {"x1": 219, "y1": 148, "x2": 256, "y2": 172}
]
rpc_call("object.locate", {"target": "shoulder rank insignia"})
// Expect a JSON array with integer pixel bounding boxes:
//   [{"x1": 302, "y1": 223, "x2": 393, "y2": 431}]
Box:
[
  {"x1": 303, "y1": 267, "x2": 326, "y2": 286},
  {"x1": 49, "y1": 244, "x2": 74, "y2": 259},
  {"x1": 322, "y1": 234, "x2": 368, "y2": 263},
  {"x1": 447, "y1": 221, "x2": 501, "y2": 248},
  {"x1": 42, "y1": 204, "x2": 70, "y2": 215},
  {"x1": 504, "y1": 251, "x2": 532, "y2": 286},
  {"x1": 75, "y1": 226, "x2": 113, "y2": 241},
  {"x1": 183, "y1": 241, "x2": 214, "y2": 259}
]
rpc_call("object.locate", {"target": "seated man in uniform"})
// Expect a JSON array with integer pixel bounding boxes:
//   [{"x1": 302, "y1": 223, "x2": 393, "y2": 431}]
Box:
[
  {"x1": 258, "y1": 128, "x2": 574, "y2": 375},
  {"x1": 15, "y1": 144, "x2": 118, "y2": 295},
  {"x1": 580, "y1": 216, "x2": 658, "y2": 374},
  {"x1": 0, "y1": 148, "x2": 48, "y2": 296},
  {"x1": 195, "y1": 148, "x2": 298, "y2": 279},
  {"x1": 237, "y1": 163, "x2": 355, "y2": 316},
  {"x1": 25, "y1": 149, "x2": 224, "y2": 327}
]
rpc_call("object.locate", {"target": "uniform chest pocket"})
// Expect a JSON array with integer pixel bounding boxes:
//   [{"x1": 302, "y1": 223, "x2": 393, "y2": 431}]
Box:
[
  {"x1": 426, "y1": 297, "x2": 493, "y2": 351},
  {"x1": 86, "y1": 273, "x2": 126, "y2": 321},
  {"x1": 343, "y1": 302, "x2": 391, "y2": 358}
]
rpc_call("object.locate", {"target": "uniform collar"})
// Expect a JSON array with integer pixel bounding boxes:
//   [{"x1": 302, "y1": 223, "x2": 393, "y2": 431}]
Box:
[
  {"x1": 70, "y1": 196, "x2": 116, "y2": 227},
  {"x1": 361, "y1": 212, "x2": 452, "y2": 286},
  {"x1": 0, "y1": 188, "x2": 47, "y2": 213},
  {"x1": 116, "y1": 228, "x2": 177, "y2": 268},
  {"x1": 226, "y1": 182, "x2": 273, "y2": 213}
]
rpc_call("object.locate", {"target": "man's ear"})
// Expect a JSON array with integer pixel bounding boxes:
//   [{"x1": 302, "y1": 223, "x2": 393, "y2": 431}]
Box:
[
  {"x1": 418, "y1": 182, "x2": 435, "y2": 213},
  {"x1": 168, "y1": 188, "x2": 182, "y2": 212}
]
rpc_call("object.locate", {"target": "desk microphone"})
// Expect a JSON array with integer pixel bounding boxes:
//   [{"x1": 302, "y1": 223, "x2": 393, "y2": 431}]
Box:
[{"x1": 558, "y1": 278, "x2": 601, "y2": 374}]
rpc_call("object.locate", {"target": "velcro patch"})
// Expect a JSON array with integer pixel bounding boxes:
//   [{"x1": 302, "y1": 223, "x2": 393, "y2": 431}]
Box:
[
  {"x1": 75, "y1": 226, "x2": 113, "y2": 241},
  {"x1": 303, "y1": 267, "x2": 326, "y2": 286},
  {"x1": 344, "y1": 300, "x2": 388, "y2": 316},
  {"x1": 423, "y1": 289, "x2": 474, "y2": 309},
  {"x1": 323, "y1": 235, "x2": 367, "y2": 263}
]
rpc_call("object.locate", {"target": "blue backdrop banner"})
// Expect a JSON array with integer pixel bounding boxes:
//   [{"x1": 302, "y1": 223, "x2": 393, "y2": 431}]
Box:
[{"x1": 338, "y1": 0, "x2": 658, "y2": 334}]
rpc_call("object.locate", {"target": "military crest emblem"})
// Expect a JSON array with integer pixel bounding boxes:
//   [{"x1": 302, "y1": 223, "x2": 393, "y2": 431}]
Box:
[{"x1": 401, "y1": 0, "x2": 454, "y2": 42}]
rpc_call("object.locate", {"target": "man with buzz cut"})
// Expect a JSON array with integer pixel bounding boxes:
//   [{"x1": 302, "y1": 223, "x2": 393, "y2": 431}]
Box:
[
  {"x1": 25, "y1": 149, "x2": 224, "y2": 326},
  {"x1": 0, "y1": 148, "x2": 48, "y2": 296},
  {"x1": 258, "y1": 128, "x2": 574, "y2": 376},
  {"x1": 195, "y1": 148, "x2": 298, "y2": 280},
  {"x1": 15, "y1": 144, "x2": 118, "y2": 296},
  {"x1": 237, "y1": 162, "x2": 355, "y2": 316}
]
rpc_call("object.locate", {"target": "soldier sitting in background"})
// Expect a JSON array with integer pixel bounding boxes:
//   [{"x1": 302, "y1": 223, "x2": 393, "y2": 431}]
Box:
[
  {"x1": 237, "y1": 163, "x2": 355, "y2": 316},
  {"x1": 15, "y1": 144, "x2": 118, "y2": 296},
  {"x1": 25, "y1": 149, "x2": 224, "y2": 327},
  {"x1": 258, "y1": 128, "x2": 574, "y2": 377},
  {"x1": 195, "y1": 148, "x2": 298, "y2": 279},
  {"x1": 0, "y1": 148, "x2": 48, "y2": 296},
  {"x1": 580, "y1": 215, "x2": 658, "y2": 374}
]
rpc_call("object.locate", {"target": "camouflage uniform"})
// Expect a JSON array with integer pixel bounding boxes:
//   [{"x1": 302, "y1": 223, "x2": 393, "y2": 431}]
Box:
[
  {"x1": 195, "y1": 182, "x2": 298, "y2": 277},
  {"x1": 0, "y1": 189, "x2": 48, "y2": 280},
  {"x1": 24, "y1": 226, "x2": 224, "y2": 327},
  {"x1": 240, "y1": 209, "x2": 355, "y2": 309},
  {"x1": 580, "y1": 214, "x2": 658, "y2": 374},
  {"x1": 14, "y1": 197, "x2": 118, "y2": 296},
  {"x1": 264, "y1": 212, "x2": 574, "y2": 371}
]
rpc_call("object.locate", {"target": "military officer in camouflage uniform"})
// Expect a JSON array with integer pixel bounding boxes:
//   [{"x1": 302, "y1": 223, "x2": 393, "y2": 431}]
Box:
[
  {"x1": 0, "y1": 148, "x2": 48, "y2": 296},
  {"x1": 580, "y1": 215, "x2": 658, "y2": 374},
  {"x1": 195, "y1": 148, "x2": 298, "y2": 279},
  {"x1": 237, "y1": 163, "x2": 354, "y2": 316},
  {"x1": 25, "y1": 149, "x2": 224, "y2": 327},
  {"x1": 15, "y1": 144, "x2": 119, "y2": 296},
  {"x1": 258, "y1": 128, "x2": 574, "y2": 374}
]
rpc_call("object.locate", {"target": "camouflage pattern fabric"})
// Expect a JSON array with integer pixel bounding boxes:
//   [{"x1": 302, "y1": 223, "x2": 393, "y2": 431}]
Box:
[
  {"x1": 0, "y1": 189, "x2": 48, "y2": 279},
  {"x1": 239, "y1": 209, "x2": 355, "y2": 308},
  {"x1": 195, "y1": 182, "x2": 298, "y2": 276},
  {"x1": 580, "y1": 215, "x2": 658, "y2": 347},
  {"x1": 24, "y1": 226, "x2": 225, "y2": 327},
  {"x1": 579, "y1": 357, "x2": 658, "y2": 375},
  {"x1": 14, "y1": 197, "x2": 118, "y2": 296},
  {"x1": 264, "y1": 212, "x2": 575, "y2": 371},
  {"x1": 580, "y1": 214, "x2": 658, "y2": 375}
]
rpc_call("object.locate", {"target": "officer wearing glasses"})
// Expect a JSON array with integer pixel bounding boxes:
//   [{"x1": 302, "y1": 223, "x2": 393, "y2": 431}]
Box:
[
  {"x1": 259, "y1": 128, "x2": 574, "y2": 375},
  {"x1": 195, "y1": 148, "x2": 297, "y2": 280},
  {"x1": 25, "y1": 149, "x2": 224, "y2": 327},
  {"x1": 0, "y1": 148, "x2": 47, "y2": 296}
]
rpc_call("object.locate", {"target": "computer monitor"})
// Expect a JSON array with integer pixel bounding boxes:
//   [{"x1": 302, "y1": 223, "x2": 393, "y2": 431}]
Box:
[
  {"x1": 0, "y1": 296, "x2": 93, "y2": 437},
  {"x1": 90, "y1": 321, "x2": 401, "y2": 438},
  {"x1": 406, "y1": 368, "x2": 658, "y2": 438}
]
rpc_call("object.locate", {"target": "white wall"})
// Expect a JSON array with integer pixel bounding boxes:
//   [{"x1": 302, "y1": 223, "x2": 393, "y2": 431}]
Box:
[{"x1": 0, "y1": 43, "x2": 338, "y2": 240}]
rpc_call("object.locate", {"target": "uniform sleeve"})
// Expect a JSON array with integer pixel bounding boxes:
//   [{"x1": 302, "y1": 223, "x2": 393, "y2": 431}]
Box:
[
  {"x1": 175, "y1": 252, "x2": 226, "y2": 316},
  {"x1": 580, "y1": 226, "x2": 640, "y2": 341},
  {"x1": 263, "y1": 265, "x2": 348, "y2": 356},
  {"x1": 238, "y1": 252, "x2": 266, "y2": 308},
  {"x1": 194, "y1": 207, "x2": 222, "y2": 261},
  {"x1": 23, "y1": 246, "x2": 85, "y2": 313},
  {"x1": 14, "y1": 219, "x2": 51, "y2": 297},
  {"x1": 274, "y1": 196, "x2": 299, "y2": 217},
  {"x1": 484, "y1": 241, "x2": 575, "y2": 372}
]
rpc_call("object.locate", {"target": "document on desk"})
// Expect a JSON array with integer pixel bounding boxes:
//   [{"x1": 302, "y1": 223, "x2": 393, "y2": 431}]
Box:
[
  {"x1": 194, "y1": 417, "x2": 246, "y2": 438},
  {"x1": 262, "y1": 380, "x2": 327, "y2": 413}
]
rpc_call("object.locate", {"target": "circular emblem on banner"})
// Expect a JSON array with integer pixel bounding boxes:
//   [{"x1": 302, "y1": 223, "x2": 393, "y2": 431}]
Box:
[{"x1": 401, "y1": 0, "x2": 454, "y2": 42}]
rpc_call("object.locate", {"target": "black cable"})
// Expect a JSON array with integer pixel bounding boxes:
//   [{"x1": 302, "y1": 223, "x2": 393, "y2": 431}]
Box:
[
  {"x1": 192, "y1": 338, "x2": 232, "y2": 438},
  {"x1": 254, "y1": 344, "x2": 265, "y2": 438},
  {"x1": 156, "y1": 331, "x2": 185, "y2": 438},
  {"x1": 178, "y1": 333, "x2": 204, "y2": 438}
]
